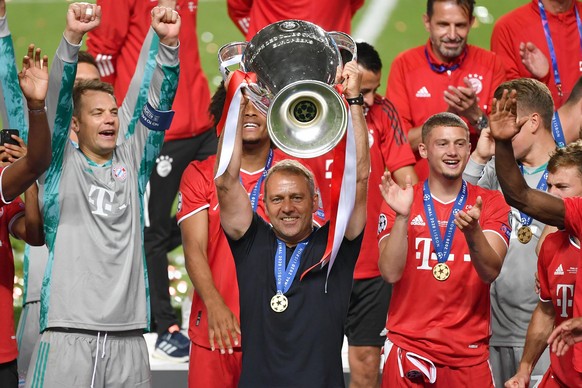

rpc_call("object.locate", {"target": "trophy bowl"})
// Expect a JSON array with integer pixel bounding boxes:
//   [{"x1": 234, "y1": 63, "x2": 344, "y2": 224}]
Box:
[{"x1": 218, "y1": 20, "x2": 356, "y2": 158}]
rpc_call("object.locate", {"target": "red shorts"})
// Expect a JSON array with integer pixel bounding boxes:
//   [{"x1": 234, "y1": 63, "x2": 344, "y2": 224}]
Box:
[
  {"x1": 381, "y1": 342, "x2": 494, "y2": 388},
  {"x1": 188, "y1": 342, "x2": 242, "y2": 388}
]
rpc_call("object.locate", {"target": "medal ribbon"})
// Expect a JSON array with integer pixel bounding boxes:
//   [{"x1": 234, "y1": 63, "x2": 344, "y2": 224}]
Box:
[
  {"x1": 423, "y1": 180, "x2": 468, "y2": 263},
  {"x1": 247, "y1": 148, "x2": 273, "y2": 211},
  {"x1": 214, "y1": 70, "x2": 257, "y2": 179},
  {"x1": 538, "y1": 0, "x2": 582, "y2": 97},
  {"x1": 551, "y1": 111, "x2": 566, "y2": 148},
  {"x1": 518, "y1": 164, "x2": 548, "y2": 226},
  {"x1": 424, "y1": 47, "x2": 466, "y2": 74},
  {"x1": 274, "y1": 239, "x2": 308, "y2": 295}
]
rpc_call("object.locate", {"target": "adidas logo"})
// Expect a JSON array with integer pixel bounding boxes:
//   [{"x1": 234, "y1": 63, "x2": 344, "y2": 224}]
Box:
[
  {"x1": 416, "y1": 86, "x2": 431, "y2": 98},
  {"x1": 410, "y1": 214, "x2": 426, "y2": 226},
  {"x1": 554, "y1": 264, "x2": 564, "y2": 276}
]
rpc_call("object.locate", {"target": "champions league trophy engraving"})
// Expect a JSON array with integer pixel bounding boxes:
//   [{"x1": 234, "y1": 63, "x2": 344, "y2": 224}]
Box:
[{"x1": 218, "y1": 20, "x2": 357, "y2": 158}]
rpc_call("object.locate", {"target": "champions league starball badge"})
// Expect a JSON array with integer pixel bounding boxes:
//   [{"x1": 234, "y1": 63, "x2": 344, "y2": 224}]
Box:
[
  {"x1": 270, "y1": 293, "x2": 289, "y2": 313},
  {"x1": 433, "y1": 263, "x2": 451, "y2": 281},
  {"x1": 517, "y1": 225, "x2": 533, "y2": 244}
]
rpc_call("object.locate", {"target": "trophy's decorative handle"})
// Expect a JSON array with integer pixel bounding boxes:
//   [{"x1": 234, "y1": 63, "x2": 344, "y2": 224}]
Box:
[
  {"x1": 218, "y1": 42, "x2": 248, "y2": 81},
  {"x1": 329, "y1": 31, "x2": 357, "y2": 63}
]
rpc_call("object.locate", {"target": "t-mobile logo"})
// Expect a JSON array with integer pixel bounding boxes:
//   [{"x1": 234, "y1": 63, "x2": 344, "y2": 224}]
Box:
[
  {"x1": 556, "y1": 284, "x2": 574, "y2": 318},
  {"x1": 414, "y1": 237, "x2": 470, "y2": 270},
  {"x1": 88, "y1": 185, "x2": 115, "y2": 216}
]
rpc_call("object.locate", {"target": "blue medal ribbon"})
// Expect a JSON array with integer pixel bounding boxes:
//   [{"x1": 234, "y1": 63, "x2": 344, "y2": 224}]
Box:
[
  {"x1": 274, "y1": 239, "x2": 308, "y2": 295},
  {"x1": 424, "y1": 47, "x2": 466, "y2": 74},
  {"x1": 551, "y1": 111, "x2": 566, "y2": 148},
  {"x1": 423, "y1": 180, "x2": 468, "y2": 263},
  {"x1": 247, "y1": 148, "x2": 273, "y2": 211},
  {"x1": 518, "y1": 164, "x2": 549, "y2": 226},
  {"x1": 538, "y1": 0, "x2": 582, "y2": 97}
]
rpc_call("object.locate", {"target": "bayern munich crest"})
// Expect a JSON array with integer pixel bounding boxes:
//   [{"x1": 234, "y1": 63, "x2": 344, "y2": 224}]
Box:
[
  {"x1": 466, "y1": 74, "x2": 483, "y2": 95},
  {"x1": 112, "y1": 165, "x2": 128, "y2": 182}
]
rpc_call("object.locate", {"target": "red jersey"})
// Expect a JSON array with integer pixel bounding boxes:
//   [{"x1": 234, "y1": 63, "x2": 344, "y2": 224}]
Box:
[
  {"x1": 377, "y1": 182, "x2": 511, "y2": 366},
  {"x1": 537, "y1": 231, "x2": 582, "y2": 386},
  {"x1": 304, "y1": 95, "x2": 415, "y2": 279},
  {"x1": 386, "y1": 42, "x2": 506, "y2": 181},
  {"x1": 491, "y1": 0, "x2": 582, "y2": 108},
  {"x1": 0, "y1": 197, "x2": 25, "y2": 363},
  {"x1": 563, "y1": 197, "x2": 582, "y2": 373},
  {"x1": 176, "y1": 149, "x2": 321, "y2": 348},
  {"x1": 87, "y1": 0, "x2": 213, "y2": 141},
  {"x1": 227, "y1": 0, "x2": 363, "y2": 40}
]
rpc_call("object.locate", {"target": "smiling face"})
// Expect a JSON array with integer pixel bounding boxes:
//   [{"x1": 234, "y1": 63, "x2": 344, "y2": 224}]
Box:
[
  {"x1": 241, "y1": 96, "x2": 269, "y2": 146},
  {"x1": 71, "y1": 90, "x2": 119, "y2": 163},
  {"x1": 419, "y1": 125, "x2": 470, "y2": 180},
  {"x1": 424, "y1": 1, "x2": 473, "y2": 62},
  {"x1": 264, "y1": 170, "x2": 318, "y2": 246}
]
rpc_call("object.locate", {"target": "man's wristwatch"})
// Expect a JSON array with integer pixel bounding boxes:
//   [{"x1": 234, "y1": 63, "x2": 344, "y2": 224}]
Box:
[
  {"x1": 346, "y1": 93, "x2": 364, "y2": 106},
  {"x1": 474, "y1": 115, "x2": 489, "y2": 131}
]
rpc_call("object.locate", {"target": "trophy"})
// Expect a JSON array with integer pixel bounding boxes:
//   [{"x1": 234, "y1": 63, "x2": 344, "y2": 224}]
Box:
[{"x1": 218, "y1": 20, "x2": 356, "y2": 158}]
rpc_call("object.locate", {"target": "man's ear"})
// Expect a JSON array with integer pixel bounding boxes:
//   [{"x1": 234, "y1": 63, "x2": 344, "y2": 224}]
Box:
[
  {"x1": 422, "y1": 13, "x2": 431, "y2": 33},
  {"x1": 418, "y1": 142, "x2": 428, "y2": 159},
  {"x1": 529, "y1": 112, "x2": 541, "y2": 133},
  {"x1": 71, "y1": 116, "x2": 80, "y2": 134}
]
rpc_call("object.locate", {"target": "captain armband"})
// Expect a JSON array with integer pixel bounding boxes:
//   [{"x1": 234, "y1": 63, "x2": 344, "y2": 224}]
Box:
[{"x1": 139, "y1": 102, "x2": 175, "y2": 131}]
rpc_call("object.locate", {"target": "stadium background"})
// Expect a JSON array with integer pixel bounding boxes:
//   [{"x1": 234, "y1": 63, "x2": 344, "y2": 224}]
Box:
[{"x1": 4, "y1": 0, "x2": 528, "y2": 322}]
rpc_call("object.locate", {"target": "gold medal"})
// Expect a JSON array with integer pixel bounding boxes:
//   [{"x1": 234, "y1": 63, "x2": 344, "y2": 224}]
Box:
[
  {"x1": 433, "y1": 263, "x2": 450, "y2": 281},
  {"x1": 517, "y1": 225, "x2": 533, "y2": 244},
  {"x1": 270, "y1": 293, "x2": 288, "y2": 313}
]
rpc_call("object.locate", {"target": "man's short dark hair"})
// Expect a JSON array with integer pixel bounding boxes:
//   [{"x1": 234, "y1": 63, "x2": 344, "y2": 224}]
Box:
[
  {"x1": 355, "y1": 42, "x2": 382, "y2": 74},
  {"x1": 209, "y1": 81, "x2": 227, "y2": 127},
  {"x1": 73, "y1": 80, "x2": 115, "y2": 118},
  {"x1": 493, "y1": 78, "x2": 554, "y2": 131},
  {"x1": 264, "y1": 159, "x2": 315, "y2": 199},
  {"x1": 548, "y1": 139, "x2": 582, "y2": 177},
  {"x1": 426, "y1": 0, "x2": 475, "y2": 18},
  {"x1": 421, "y1": 112, "x2": 469, "y2": 142},
  {"x1": 78, "y1": 50, "x2": 98, "y2": 68}
]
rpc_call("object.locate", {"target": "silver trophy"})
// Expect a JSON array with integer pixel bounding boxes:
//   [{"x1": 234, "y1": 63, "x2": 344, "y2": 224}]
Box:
[{"x1": 218, "y1": 20, "x2": 356, "y2": 158}]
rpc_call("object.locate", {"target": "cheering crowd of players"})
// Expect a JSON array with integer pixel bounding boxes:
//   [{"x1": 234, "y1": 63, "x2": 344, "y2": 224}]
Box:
[{"x1": 1, "y1": 0, "x2": 582, "y2": 387}]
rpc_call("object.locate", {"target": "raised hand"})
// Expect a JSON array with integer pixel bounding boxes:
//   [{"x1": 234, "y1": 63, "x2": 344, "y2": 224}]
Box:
[
  {"x1": 151, "y1": 3, "x2": 180, "y2": 47},
  {"x1": 444, "y1": 77, "x2": 482, "y2": 123},
  {"x1": 519, "y1": 42, "x2": 550, "y2": 79},
  {"x1": 489, "y1": 89, "x2": 528, "y2": 142},
  {"x1": 548, "y1": 317, "x2": 582, "y2": 356},
  {"x1": 340, "y1": 60, "x2": 362, "y2": 99},
  {"x1": 64, "y1": 2, "x2": 101, "y2": 45},
  {"x1": 18, "y1": 44, "x2": 48, "y2": 109},
  {"x1": 379, "y1": 171, "x2": 413, "y2": 218},
  {"x1": 454, "y1": 196, "x2": 482, "y2": 234},
  {"x1": 471, "y1": 127, "x2": 495, "y2": 164}
]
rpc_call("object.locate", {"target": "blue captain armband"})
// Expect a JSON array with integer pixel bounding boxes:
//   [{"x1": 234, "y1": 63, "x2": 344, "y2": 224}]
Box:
[{"x1": 139, "y1": 102, "x2": 175, "y2": 131}]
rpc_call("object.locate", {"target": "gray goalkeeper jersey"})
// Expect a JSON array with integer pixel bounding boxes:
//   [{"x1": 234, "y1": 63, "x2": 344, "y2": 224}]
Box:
[
  {"x1": 38, "y1": 34, "x2": 179, "y2": 332},
  {"x1": 464, "y1": 157, "x2": 548, "y2": 347}
]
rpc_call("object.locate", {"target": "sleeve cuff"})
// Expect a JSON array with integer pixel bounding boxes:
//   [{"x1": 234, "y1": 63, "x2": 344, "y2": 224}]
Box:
[
  {"x1": 58, "y1": 33, "x2": 82, "y2": 63},
  {"x1": 157, "y1": 40, "x2": 180, "y2": 67}
]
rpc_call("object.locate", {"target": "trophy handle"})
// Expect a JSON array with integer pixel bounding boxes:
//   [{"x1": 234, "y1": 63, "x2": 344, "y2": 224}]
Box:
[
  {"x1": 218, "y1": 42, "x2": 247, "y2": 81},
  {"x1": 328, "y1": 32, "x2": 357, "y2": 63}
]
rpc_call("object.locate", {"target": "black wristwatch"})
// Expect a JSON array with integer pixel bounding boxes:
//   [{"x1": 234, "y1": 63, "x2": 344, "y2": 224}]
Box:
[
  {"x1": 474, "y1": 115, "x2": 489, "y2": 131},
  {"x1": 346, "y1": 93, "x2": 364, "y2": 106}
]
